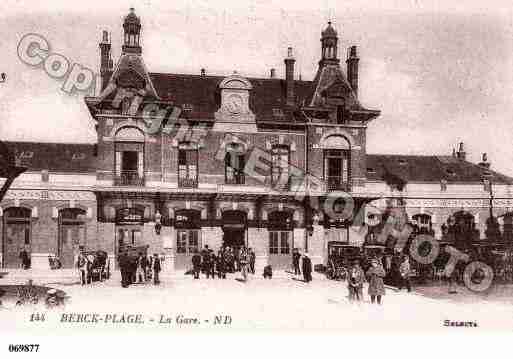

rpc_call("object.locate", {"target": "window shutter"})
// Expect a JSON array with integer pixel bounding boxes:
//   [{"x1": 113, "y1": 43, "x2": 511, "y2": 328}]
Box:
[
  {"x1": 137, "y1": 152, "x2": 144, "y2": 178},
  {"x1": 115, "y1": 152, "x2": 122, "y2": 175}
]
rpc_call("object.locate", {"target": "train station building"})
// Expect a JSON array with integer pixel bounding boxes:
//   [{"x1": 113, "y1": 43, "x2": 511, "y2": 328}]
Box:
[{"x1": 2, "y1": 9, "x2": 513, "y2": 274}]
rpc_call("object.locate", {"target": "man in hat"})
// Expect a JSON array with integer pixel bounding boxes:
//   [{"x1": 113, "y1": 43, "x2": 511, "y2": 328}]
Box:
[
  {"x1": 153, "y1": 253, "x2": 161, "y2": 285},
  {"x1": 398, "y1": 254, "x2": 412, "y2": 292},
  {"x1": 191, "y1": 248, "x2": 202, "y2": 279},
  {"x1": 302, "y1": 252, "x2": 312, "y2": 283},
  {"x1": 292, "y1": 248, "x2": 301, "y2": 277},
  {"x1": 76, "y1": 250, "x2": 88, "y2": 286},
  {"x1": 118, "y1": 251, "x2": 130, "y2": 288},
  {"x1": 136, "y1": 252, "x2": 148, "y2": 283}
]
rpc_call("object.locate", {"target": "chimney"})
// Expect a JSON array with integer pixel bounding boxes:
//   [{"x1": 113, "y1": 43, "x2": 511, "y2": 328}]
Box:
[
  {"x1": 99, "y1": 30, "x2": 113, "y2": 91},
  {"x1": 201, "y1": 68, "x2": 206, "y2": 76},
  {"x1": 478, "y1": 153, "x2": 491, "y2": 169},
  {"x1": 270, "y1": 68, "x2": 276, "y2": 78},
  {"x1": 346, "y1": 45, "x2": 359, "y2": 97},
  {"x1": 456, "y1": 142, "x2": 466, "y2": 161},
  {"x1": 284, "y1": 47, "x2": 295, "y2": 106}
]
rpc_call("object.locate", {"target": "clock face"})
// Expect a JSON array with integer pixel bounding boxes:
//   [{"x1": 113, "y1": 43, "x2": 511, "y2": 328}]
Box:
[{"x1": 226, "y1": 94, "x2": 243, "y2": 114}]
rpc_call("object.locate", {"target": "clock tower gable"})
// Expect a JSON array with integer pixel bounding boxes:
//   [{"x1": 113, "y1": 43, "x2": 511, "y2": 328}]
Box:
[{"x1": 213, "y1": 74, "x2": 257, "y2": 133}]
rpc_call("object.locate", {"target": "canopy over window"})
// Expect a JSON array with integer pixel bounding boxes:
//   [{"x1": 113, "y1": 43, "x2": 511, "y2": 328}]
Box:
[
  {"x1": 321, "y1": 135, "x2": 350, "y2": 150},
  {"x1": 115, "y1": 127, "x2": 145, "y2": 142}
]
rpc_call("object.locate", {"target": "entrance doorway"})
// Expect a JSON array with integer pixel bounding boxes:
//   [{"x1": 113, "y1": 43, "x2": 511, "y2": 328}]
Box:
[
  {"x1": 58, "y1": 208, "x2": 87, "y2": 268},
  {"x1": 174, "y1": 209, "x2": 202, "y2": 270},
  {"x1": 267, "y1": 211, "x2": 293, "y2": 269},
  {"x1": 2, "y1": 207, "x2": 31, "y2": 269},
  {"x1": 222, "y1": 210, "x2": 247, "y2": 254},
  {"x1": 116, "y1": 226, "x2": 143, "y2": 254}
]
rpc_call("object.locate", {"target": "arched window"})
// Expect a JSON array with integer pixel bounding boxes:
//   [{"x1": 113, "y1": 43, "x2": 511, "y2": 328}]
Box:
[
  {"x1": 2, "y1": 207, "x2": 31, "y2": 269},
  {"x1": 178, "y1": 142, "x2": 198, "y2": 188},
  {"x1": 322, "y1": 135, "x2": 351, "y2": 191},
  {"x1": 271, "y1": 145, "x2": 290, "y2": 189},
  {"x1": 58, "y1": 208, "x2": 86, "y2": 269},
  {"x1": 225, "y1": 143, "x2": 245, "y2": 185},
  {"x1": 114, "y1": 127, "x2": 144, "y2": 186}
]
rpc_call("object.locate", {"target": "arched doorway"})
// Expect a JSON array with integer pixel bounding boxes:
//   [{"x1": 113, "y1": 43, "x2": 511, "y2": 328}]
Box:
[
  {"x1": 2, "y1": 207, "x2": 31, "y2": 268},
  {"x1": 174, "y1": 209, "x2": 201, "y2": 270},
  {"x1": 267, "y1": 211, "x2": 293, "y2": 269},
  {"x1": 222, "y1": 210, "x2": 247, "y2": 252},
  {"x1": 58, "y1": 208, "x2": 87, "y2": 268}
]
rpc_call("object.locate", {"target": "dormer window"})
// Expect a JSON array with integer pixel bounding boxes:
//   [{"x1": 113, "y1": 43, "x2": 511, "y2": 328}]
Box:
[
  {"x1": 272, "y1": 108, "x2": 284, "y2": 118},
  {"x1": 19, "y1": 151, "x2": 34, "y2": 159},
  {"x1": 398, "y1": 159, "x2": 407, "y2": 166},
  {"x1": 182, "y1": 103, "x2": 193, "y2": 112}
]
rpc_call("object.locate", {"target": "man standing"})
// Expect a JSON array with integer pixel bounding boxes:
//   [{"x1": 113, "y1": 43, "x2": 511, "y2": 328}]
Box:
[
  {"x1": 302, "y1": 252, "x2": 312, "y2": 283},
  {"x1": 292, "y1": 248, "x2": 301, "y2": 276},
  {"x1": 205, "y1": 250, "x2": 215, "y2": 279},
  {"x1": 398, "y1": 254, "x2": 412, "y2": 292},
  {"x1": 201, "y1": 245, "x2": 210, "y2": 274},
  {"x1": 118, "y1": 251, "x2": 130, "y2": 288},
  {"x1": 153, "y1": 253, "x2": 161, "y2": 285},
  {"x1": 76, "y1": 251, "x2": 88, "y2": 286},
  {"x1": 136, "y1": 252, "x2": 148, "y2": 283},
  {"x1": 248, "y1": 248, "x2": 256, "y2": 274},
  {"x1": 19, "y1": 248, "x2": 30, "y2": 270},
  {"x1": 239, "y1": 246, "x2": 249, "y2": 281},
  {"x1": 216, "y1": 249, "x2": 226, "y2": 279},
  {"x1": 192, "y1": 249, "x2": 202, "y2": 279}
]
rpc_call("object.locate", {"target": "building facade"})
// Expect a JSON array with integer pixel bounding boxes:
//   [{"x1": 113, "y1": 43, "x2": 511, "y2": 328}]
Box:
[{"x1": 2, "y1": 9, "x2": 513, "y2": 273}]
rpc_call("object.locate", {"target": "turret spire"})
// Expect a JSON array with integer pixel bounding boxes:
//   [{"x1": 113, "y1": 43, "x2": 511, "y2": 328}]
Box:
[{"x1": 122, "y1": 8, "x2": 142, "y2": 54}]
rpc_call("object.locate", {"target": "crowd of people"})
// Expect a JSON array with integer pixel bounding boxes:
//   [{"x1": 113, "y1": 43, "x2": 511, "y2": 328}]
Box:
[
  {"x1": 118, "y1": 252, "x2": 161, "y2": 288},
  {"x1": 190, "y1": 245, "x2": 256, "y2": 281}
]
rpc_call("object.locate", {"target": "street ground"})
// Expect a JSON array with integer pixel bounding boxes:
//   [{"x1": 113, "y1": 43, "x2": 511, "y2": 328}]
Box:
[{"x1": 1, "y1": 269, "x2": 513, "y2": 332}]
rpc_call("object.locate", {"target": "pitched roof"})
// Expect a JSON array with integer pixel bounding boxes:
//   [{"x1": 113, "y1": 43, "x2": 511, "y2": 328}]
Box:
[
  {"x1": 366, "y1": 154, "x2": 513, "y2": 185},
  {"x1": 4, "y1": 142, "x2": 96, "y2": 173},
  {"x1": 148, "y1": 73, "x2": 314, "y2": 121}
]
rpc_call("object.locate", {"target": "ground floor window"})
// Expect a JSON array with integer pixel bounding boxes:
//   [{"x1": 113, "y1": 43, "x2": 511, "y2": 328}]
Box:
[
  {"x1": 269, "y1": 231, "x2": 291, "y2": 255},
  {"x1": 176, "y1": 229, "x2": 200, "y2": 254}
]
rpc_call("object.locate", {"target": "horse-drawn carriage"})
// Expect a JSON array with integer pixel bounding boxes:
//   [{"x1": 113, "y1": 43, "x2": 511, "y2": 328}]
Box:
[
  {"x1": 325, "y1": 242, "x2": 361, "y2": 280},
  {"x1": 83, "y1": 250, "x2": 110, "y2": 282}
]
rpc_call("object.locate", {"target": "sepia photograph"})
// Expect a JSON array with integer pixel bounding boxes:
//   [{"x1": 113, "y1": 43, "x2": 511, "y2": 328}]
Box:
[{"x1": 1, "y1": 0, "x2": 513, "y2": 356}]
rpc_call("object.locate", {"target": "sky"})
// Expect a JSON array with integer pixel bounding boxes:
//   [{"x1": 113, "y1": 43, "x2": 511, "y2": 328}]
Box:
[{"x1": 1, "y1": 0, "x2": 513, "y2": 174}]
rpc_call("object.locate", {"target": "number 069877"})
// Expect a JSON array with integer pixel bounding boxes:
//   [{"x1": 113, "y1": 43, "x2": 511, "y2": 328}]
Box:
[{"x1": 8, "y1": 344, "x2": 39, "y2": 352}]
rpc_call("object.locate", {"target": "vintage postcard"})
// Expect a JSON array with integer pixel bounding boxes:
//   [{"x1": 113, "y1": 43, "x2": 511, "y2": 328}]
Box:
[{"x1": 1, "y1": 0, "x2": 513, "y2": 353}]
